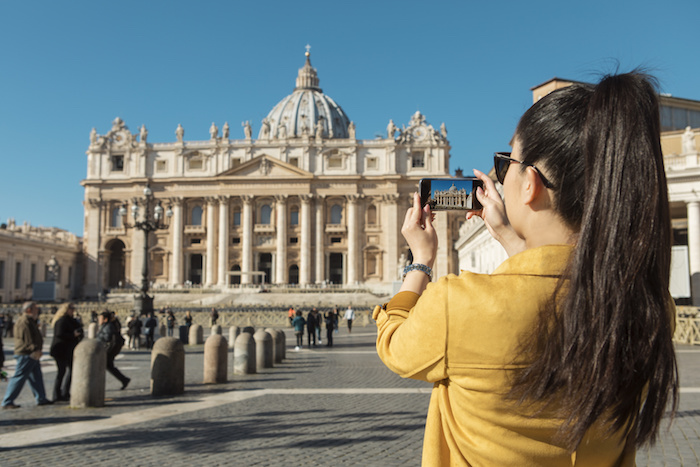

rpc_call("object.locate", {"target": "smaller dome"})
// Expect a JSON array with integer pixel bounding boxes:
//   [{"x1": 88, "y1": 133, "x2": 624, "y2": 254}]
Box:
[{"x1": 259, "y1": 51, "x2": 351, "y2": 140}]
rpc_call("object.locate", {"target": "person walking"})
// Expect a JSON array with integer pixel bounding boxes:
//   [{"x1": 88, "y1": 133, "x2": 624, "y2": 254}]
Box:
[
  {"x1": 292, "y1": 310, "x2": 306, "y2": 351},
  {"x1": 127, "y1": 313, "x2": 142, "y2": 349},
  {"x1": 2, "y1": 302, "x2": 53, "y2": 408},
  {"x1": 166, "y1": 310, "x2": 176, "y2": 337},
  {"x1": 344, "y1": 305, "x2": 355, "y2": 333},
  {"x1": 96, "y1": 311, "x2": 130, "y2": 390},
  {"x1": 49, "y1": 302, "x2": 83, "y2": 402},
  {"x1": 313, "y1": 307, "x2": 322, "y2": 344},
  {"x1": 375, "y1": 72, "x2": 679, "y2": 464}
]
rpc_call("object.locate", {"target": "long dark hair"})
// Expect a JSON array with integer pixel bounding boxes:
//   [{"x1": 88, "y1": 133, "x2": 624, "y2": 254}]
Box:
[{"x1": 510, "y1": 71, "x2": 678, "y2": 450}]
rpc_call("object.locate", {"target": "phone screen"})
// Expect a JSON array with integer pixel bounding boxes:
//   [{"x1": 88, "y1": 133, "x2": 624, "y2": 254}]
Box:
[{"x1": 419, "y1": 178, "x2": 483, "y2": 211}]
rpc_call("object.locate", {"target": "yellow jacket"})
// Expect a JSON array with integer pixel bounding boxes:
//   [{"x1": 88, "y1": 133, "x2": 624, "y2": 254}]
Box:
[{"x1": 374, "y1": 245, "x2": 634, "y2": 466}]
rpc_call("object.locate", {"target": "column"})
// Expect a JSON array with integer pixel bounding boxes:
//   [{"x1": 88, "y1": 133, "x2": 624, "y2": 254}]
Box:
[
  {"x1": 275, "y1": 195, "x2": 287, "y2": 284},
  {"x1": 688, "y1": 201, "x2": 700, "y2": 305},
  {"x1": 170, "y1": 198, "x2": 183, "y2": 287},
  {"x1": 315, "y1": 195, "x2": 325, "y2": 283},
  {"x1": 382, "y1": 194, "x2": 400, "y2": 281},
  {"x1": 85, "y1": 198, "x2": 103, "y2": 297},
  {"x1": 241, "y1": 195, "x2": 253, "y2": 285},
  {"x1": 346, "y1": 194, "x2": 360, "y2": 285},
  {"x1": 300, "y1": 194, "x2": 313, "y2": 285},
  {"x1": 217, "y1": 196, "x2": 230, "y2": 287},
  {"x1": 205, "y1": 198, "x2": 217, "y2": 286}
]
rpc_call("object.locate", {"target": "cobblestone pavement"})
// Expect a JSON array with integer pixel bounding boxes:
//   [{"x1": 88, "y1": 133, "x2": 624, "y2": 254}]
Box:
[{"x1": 0, "y1": 327, "x2": 697, "y2": 466}]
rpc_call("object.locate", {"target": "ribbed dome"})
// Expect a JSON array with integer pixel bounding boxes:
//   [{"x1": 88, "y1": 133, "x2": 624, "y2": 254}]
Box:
[{"x1": 259, "y1": 51, "x2": 351, "y2": 140}]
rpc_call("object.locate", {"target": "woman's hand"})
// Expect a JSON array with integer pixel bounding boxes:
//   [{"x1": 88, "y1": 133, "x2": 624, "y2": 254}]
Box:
[
  {"x1": 401, "y1": 192, "x2": 438, "y2": 268},
  {"x1": 467, "y1": 169, "x2": 526, "y2": 257}
]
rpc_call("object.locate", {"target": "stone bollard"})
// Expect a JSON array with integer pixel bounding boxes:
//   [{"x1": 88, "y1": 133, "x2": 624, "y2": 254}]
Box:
[
  {"x1": 228, "y1": 326, "x2": 240, "y2": 347},
  {"x1": 280, "y1": 329, "x2": 286, "y2": 360},
  {"x1": 70, "y1": 339, "x2": 106, "y2": 408},
  {"x1": 151, "y1": 337, "x2": 185, "y2": 397},
  {"x1": 211, "y1": 324, "x2": 222, "y2": 336},
  {"x1": 233, "y1": 332, "x2": 256, "y2": 375},
  {"x1": 204, "y1": 334, "x2": 228, "y2": 384},
  {"x1": 265, "y1": 328, "x2": 281, "y2": 363},
  {"x1": 159, "y1": 323, "x2": 166, "y2": 338},
  {"x1": 253, "y1": 329, "x2": 273, "y2": 369},
  {"x1": 242, "y1": 326, "x2": 255, "y2": 336},
  {"x1": 87, "y1": 322, "x2": 98, "y2": 339},
  {"x1": 189, "y1": 324, "x2": 204, "y2": 345}
]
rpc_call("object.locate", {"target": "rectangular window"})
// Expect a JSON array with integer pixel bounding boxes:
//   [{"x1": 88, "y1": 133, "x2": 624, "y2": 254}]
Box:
[
  {"x1": 411, "y1": 152, "x2": 425, "y2": 168},
  {"x1": 231, "y1": 158, "x2": 241, "y2": 168},
  {"x1": 0, "y1": 260, "x2": 5, "y2": 288},
  {"x1": 330, "y1": 237, "x2": 342, "y2": 244},
  {"x1": 290, "y1": 210, "x2": 299, "y2": 225},
  {"x1": 328, "y1": 155, "x2": 343, "y2": 168},
  {"x1": 30, "y1": 263, "x2": 36, "y2": 285},
  {"x1": 15, "y1": 262, "x2": 21, "y2": 289},
  {"x1": 68, "y1": 266, "x2": 72, "y2": 288},
  {"x1": 289, "y1": 237, "x2": 298, "y2": 244},
  {"x1": 289, "y1": 157, "x2": 299, "y2": 167},
  {"x1": 156, "y1": 160, "x2": 167, "y2": 172},
  {"x1": 233, "y1": 211, "x2": 241, "y2": 226},
  {"x1": 191, "y1": 238, "x2": 201, "y2": 245},
  {"x1": 188, "y1": 159, "x2": 203, "y2": 170},
  {"x1": 367, "y1": 157, "x2": 378, "y2": 170},
  {"x1": 232, "y1": 237, "x2": 240, "y2": 245},
  {"x1": 111, "y1": 155, "x2": 124, "y2": 172}
]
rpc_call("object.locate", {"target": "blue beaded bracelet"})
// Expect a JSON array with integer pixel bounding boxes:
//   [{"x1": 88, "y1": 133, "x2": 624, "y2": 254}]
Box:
[{"x1": 402, "y1": 263, "x2": 433, "y2": 281}]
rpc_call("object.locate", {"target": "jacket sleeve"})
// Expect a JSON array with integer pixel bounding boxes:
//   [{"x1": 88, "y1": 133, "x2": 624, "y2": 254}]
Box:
[{"x1": 374, "y1": 278, "x2": 449, "y2": 382}]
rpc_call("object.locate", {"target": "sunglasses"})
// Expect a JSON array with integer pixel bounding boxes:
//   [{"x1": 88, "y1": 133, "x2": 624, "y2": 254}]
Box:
[{"x1": 493, "y1": 152, "x2": 555, "y2": 189}]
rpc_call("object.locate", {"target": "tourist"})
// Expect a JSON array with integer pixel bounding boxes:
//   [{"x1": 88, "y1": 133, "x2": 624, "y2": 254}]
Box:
[
  {"x1": 166, "y1": 310, "x2": 176, "y2": 337},
  {"x1": 344, "y1": 305, "x2": 354, "y2": 333},
  {"x1": 2, "y1": 302, "x2": 53, "y2": 408},
  {"x1": 324, "y1": 309, "x2": 335, "y2": 347},
  {"x1": 292, "y1": 310, "x2": 305, "y2": 350},
  {"x1": 374, "y1": 72, "x2": 678, "y2": 464},
  {"x1": 306, "y1": 309, "x2": 318, "y2": 347},
  {"x1": 127, "y1": 312, "x2": 142, "y2": 349},
  {"x1": 49, "y1": 302, "x2": 83, "y2": 402},
  {"x1": 97, "y1": 311, "x2": 130, "y2": 390},
  {"x1": 144, "y1": 313, "x2": 157, "y2": 349}
]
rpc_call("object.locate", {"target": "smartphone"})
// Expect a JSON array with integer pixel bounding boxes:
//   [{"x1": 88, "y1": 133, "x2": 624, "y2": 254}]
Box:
[{"x1": 419, "y1": 178, "x2": 483, "y2": 211}]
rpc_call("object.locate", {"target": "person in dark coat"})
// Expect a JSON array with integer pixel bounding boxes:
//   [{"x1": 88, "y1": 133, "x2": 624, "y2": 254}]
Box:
[
  {"x1": 144, "y1": 313, "x2": 157, "y2": 349},
  {"x1": 96, "y1": 311, "x2": 130, "y2": 390},
  {"x1": 50, "y1": 303, "x2": 83, "y2": 402},
  {"x1": 127, "y1": 313, "x2": 143, "y2": 350},
  {"x1": 306, "y1": 309, "x2": 318, "y2": 347}
]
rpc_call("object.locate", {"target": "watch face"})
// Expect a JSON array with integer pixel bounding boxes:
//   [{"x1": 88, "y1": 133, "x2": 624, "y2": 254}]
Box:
[{"x1": 412, "y1": 127, "x2": 426, "y2": 140}]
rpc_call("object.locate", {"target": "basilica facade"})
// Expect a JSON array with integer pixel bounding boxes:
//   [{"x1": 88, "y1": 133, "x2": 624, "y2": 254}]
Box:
[{"x1": 81, "y1": 52, "x2": 462, "y2": 297}]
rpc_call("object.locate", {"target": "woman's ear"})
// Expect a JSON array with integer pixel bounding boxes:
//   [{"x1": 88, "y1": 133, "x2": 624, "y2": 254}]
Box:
[{"x1": 522, "y1": 166, "x2": 543, "y2": 206}]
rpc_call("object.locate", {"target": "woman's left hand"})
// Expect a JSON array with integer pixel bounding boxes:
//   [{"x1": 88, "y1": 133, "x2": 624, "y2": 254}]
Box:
[{"x1": 401, "y1": 192, "x2": 438, "y2": 268}]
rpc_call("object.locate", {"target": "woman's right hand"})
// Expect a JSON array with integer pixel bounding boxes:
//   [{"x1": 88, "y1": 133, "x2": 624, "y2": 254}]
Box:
[{"x1": 468, "y1": 169, "x2": 526, "y2": 257}]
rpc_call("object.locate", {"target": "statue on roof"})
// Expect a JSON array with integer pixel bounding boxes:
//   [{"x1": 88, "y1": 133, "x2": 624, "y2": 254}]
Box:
[
  {"x1": 387, "y1": 120, "x2": 397, "y2": 139},
  {"x1": 176, "y1": 124, "x2": 185, "y2": 142},
  {"x1": 243, "y1": 121, "x2": 252, "y2": 139},
  {"x1": 209, "y1": 122, "x2": 219, "y2": 140},
  {"x1": 683, "y1": 126, "x2": 697, "y2": 154},
  {"x1": 222, "y1": 122, "x2": 229, "y2": 139}
]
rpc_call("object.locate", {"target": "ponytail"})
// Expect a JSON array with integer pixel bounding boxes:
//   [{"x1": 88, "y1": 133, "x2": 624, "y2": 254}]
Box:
[{"x1": 510, "y1": 72, "x2": 678, "y2": 450}]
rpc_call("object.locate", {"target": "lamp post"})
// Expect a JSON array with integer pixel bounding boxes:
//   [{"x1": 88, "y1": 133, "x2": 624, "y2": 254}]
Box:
[{"x1": 120, "y1": 183, "x2": 173, "y2": 316}]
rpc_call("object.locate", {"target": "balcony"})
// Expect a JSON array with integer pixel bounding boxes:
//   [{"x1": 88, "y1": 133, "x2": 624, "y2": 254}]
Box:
[
  {"x1": 325, "y1": 224, "x2": 347, "y2": 233},
  {"x1": 184, "y1": 225, "x2": 206, "y2": 234},
  {"x1": 254, "y1": 224, "x2": 276, "y2": 234}
]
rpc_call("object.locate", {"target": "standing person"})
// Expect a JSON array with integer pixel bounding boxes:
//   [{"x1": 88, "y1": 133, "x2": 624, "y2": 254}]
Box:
[
  {"x1": 144, "y1": 312, "x2": 157, "y2": 349},
  {"x1": 2, "y1": 302, "x2": 53, "y2": 408},
  {"x1": 375, "y1": 72, "x2": 678, "y2": 464},
  {"x1": 210, "y1": 308, "x2": 219, "y2": 326},
  {"x1": 324, "y1": 309, "x2": 334, "y2": 347},
  {"x1": 184, "y1": 311, "x2": 193, "y2": 328},
  {"x1": 332, "y1": 306, "x2": 339, "y2": 334},
  {"x1": 313, "y1": 307, "x2": 322, "y2": 344},
  {"x1": 4, "y1": 312, "x2": 13, "y2": 338},
  {"x1": 292, "y1": 310, "x2": 306, "y2": 351},
  {"x1": 166, "y1": 310, "x2": 176, "y2": 337},
  {"x1": 306, "y1": 309, "x2": 317, "y2": 347},
  {"x1": 344, "y1": 305, "x2": 355, "y2": 333},
  {"x1": 97, "y1": 311, "x2": 130, "y2": 390},
  {"x1": 127, "y1": 313, "x2": 142, "y2": 350},
  {"x1": 49, "y1": 302, "x2": 83, "y2": 402},
  {"x1": 288, "y1": 306, "x2": 295, "y2": 327}
]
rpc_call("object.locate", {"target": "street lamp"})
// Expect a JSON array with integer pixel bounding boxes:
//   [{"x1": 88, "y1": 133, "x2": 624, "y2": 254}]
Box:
[{"x1": 120, "y1": 183, "x2": 173, "y2": 316}]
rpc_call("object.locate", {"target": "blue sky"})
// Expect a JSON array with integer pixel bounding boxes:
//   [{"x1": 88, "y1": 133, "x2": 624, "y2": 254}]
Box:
[{"x1": 1, "y1": 0, "x2": 698, "y2": 235}]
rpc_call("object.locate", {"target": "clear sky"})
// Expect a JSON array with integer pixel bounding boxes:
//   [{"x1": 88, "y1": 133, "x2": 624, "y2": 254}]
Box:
[{"x1": 1, "y1": 0, "x2": 698, "y2": 236}]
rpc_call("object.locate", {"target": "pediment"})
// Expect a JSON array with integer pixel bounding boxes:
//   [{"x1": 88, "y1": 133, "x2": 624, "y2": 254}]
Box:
[{"x1": 218, "y1": 155, "x2": 312, "y2": 178}]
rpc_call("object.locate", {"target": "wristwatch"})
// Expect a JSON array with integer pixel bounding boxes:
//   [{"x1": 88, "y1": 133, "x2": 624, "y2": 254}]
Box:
[{"x1": 402, "y1": 263, "x2": 433, "y2": 281}]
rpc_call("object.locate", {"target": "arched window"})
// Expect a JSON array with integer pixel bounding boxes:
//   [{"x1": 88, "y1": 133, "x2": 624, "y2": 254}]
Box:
[
  {"x1": 290, "y1": 206, "x2": 299, "y2": 226},
  {"x1": 260, "y1": 204, "x2": 272, "y2": 224},
  {"x1": 191, "y1": 205, "x2": 203, "y2": 225},
  {"x1": 111, "y1": 207, "x2": 123, "y2": 228},
  {"x1": 367, "y1": 205, "x2": 377, "y2": 225},
  {"x1": 330, "y1": 204, "x2": 343, "y2": 224}
]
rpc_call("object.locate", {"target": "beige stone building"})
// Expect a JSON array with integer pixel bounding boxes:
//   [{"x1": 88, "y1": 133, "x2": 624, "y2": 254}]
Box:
[
  {"x1": 457, "y1": 78, "x2": 700, "y2": 304},
  {"x1": 0, "y1": 219, "x2": 81, "y2": 303},
  {"x1": 81, "y1": 52, "x2": 464, "y2": 298}
]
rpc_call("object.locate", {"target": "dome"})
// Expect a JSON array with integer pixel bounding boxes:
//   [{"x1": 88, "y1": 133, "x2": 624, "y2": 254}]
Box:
[{"x1": 259, "y1": 51, "x2": 351, "y2": 140}]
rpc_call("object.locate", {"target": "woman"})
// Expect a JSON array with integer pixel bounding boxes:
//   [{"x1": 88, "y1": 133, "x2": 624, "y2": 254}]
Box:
[
  {"x1": 166, "y1": 310, "x2": 176, "y2": 337},
  {"x1": 49, "y1": 303, "x2": 83, "y2": 401},
  {"x1": 375, "y1": 72, "x2": 678, "y2": 465}
]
